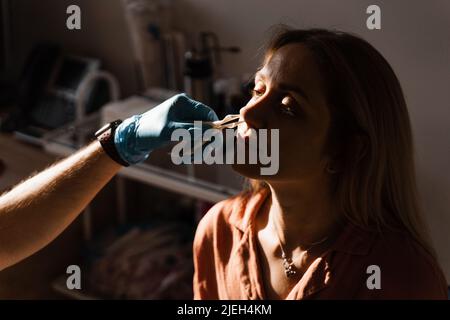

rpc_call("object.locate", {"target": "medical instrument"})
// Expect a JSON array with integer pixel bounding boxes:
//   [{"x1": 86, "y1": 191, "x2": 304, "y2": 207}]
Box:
[
  {"x1": 184, "y1": 114, "x2": 243, "y2": 157},
  {"x1": 204, "y1": 114, "x2": 244, "y2": 130}
]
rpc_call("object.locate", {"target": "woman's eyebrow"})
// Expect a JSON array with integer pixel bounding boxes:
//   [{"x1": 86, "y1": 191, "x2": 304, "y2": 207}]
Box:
[
  {"x1": 254, "y1": 71, "x2": 310, "y2": 102},
  {"x1": 278, "y1": 83, "x2": 310, "y2": 102}
]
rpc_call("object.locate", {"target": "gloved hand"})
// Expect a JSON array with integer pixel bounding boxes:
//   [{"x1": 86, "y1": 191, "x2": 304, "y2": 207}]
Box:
[{"x1": 114, "y1": 93, "x2": 218, "y2": 165}]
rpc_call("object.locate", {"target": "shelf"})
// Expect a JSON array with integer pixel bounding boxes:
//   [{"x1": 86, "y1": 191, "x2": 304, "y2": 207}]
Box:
[{"x1": 121, "y1": 164, "x2": 239, "y2": 203}]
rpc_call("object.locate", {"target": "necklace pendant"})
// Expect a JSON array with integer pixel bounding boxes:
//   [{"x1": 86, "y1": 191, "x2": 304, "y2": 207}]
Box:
[{"x1": 282, "y1": 256, "x2": 297, "y2": 278}]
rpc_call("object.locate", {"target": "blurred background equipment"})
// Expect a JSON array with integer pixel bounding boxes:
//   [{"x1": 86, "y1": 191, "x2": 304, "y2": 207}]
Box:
[
  {"x1": 122, "y1": 0, "x2": 172, "y2": 91},
  {"x1": 0, "y1": 43, "x2": 120, "y2": 145},
  {"x1": 122, "y1": 0, "x2": 243, "y2": 117},
  {"x1": 184, "y1": 32, "x2": 241, "y2": 117},
  {"x1": 0, "y1": 0, "x2": 246, "y2": 300}
]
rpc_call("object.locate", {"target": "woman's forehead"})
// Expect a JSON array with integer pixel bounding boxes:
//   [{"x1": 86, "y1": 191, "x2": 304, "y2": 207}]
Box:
[
  {"x1": 257, "y1": 43, "x2": 323, "y2": 98},
  {"x1": 259, "y1": 44, "x2": 317, "y2": 83}
]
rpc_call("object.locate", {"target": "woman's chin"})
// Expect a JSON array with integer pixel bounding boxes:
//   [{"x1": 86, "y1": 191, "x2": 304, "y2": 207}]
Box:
[{"x1": 231, "y1": 163, "x2": 264, "y2": 179}]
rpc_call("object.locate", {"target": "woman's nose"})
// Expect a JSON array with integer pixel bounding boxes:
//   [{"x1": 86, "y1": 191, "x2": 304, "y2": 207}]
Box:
[{"x1": 239, "y1": 97, "x2": 271, "y2": 129}]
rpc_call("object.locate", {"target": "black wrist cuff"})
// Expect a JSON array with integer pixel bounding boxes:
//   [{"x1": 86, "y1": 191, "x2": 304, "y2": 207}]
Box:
[{"x1": 95, "y1": 120, "x2": 130, "y2": 167}]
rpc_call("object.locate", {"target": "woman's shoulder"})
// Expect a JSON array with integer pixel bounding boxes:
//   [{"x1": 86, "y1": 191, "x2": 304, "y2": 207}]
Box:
[
  {"x1": 196, "y1": 193, "x2": 243, "y2": 234},
  {"x1": 194, "y1": 191, "x2": 252, "y2": 240},
  {"x1": 194, "y1": 188, "x2": 269, "y2": 245}
]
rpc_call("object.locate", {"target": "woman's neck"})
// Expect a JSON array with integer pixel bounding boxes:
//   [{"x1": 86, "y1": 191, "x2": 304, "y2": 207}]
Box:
[{"x1": 266, "y1": 177, "x2": 341, "y2": 251}]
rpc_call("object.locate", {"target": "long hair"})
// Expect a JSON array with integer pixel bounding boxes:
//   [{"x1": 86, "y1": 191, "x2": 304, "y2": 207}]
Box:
[{"x1": 246, "y1": 27, "x2": 435, "y2": 257}]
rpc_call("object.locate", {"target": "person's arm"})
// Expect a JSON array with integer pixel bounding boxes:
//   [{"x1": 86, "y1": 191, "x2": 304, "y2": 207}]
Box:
[
  {"x1": 0, "y1": 141, "x2": 120, "y2": 271},
  {"x1": 0, "y1": 93, "x2": 218, "y2": 271}
]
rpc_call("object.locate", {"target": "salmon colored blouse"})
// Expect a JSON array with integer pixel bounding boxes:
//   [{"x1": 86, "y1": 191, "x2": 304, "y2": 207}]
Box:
[{"x1": 193, "y1": 188, "x2": 448, "y2": 299}]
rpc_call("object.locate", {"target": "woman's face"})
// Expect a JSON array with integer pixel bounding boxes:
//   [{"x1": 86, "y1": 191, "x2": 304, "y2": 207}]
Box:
[{"x1": 232, "y1": 43, "x2": 332, "y2": 182}]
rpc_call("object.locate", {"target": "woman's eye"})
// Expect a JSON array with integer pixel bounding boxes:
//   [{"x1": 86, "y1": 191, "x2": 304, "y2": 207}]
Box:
[
  {"x1": 251, "y1": 81, "x2": 265, "y2": 98},
  {"x1": 280, "y1": 96, "x2": 297, "y2": 116},
  {"x1": 252, "y1": 89, "x2": 264, "y2": 97}
]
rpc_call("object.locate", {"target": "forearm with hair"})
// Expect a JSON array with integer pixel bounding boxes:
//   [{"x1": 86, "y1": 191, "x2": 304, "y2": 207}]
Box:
[{"x1": 0, "y1": 141, "x2": 121, "y2": 271}]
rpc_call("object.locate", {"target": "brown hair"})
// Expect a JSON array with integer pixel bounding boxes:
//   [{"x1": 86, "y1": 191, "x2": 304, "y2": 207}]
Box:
[{"x1": 246, "y1": 26, "x2": 435, "y2": 256}]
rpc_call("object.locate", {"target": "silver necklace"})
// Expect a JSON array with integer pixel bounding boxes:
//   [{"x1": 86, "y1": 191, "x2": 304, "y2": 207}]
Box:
[{"x1": 271, "y1": 216, "x2": 329, "y2": 278}]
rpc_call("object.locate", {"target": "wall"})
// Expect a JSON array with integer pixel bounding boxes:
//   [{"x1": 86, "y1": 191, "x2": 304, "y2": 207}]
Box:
[{"x1": 11, "y1": 0, "x2": 450, "y2": 281}]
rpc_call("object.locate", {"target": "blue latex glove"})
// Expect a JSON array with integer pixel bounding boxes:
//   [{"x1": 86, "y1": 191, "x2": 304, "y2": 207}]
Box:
[{"x1": 114, "y1": 93, "x2": 219, "y2": 165}]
